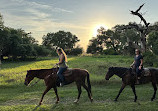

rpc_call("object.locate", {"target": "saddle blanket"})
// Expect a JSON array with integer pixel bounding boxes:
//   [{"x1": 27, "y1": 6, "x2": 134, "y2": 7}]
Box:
[{"x1": 142, "y1": 68, "x2": 151, "y2": 76}]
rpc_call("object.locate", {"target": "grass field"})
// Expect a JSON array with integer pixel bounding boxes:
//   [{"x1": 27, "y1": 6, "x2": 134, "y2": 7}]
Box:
[{"x1": 0, "y1": 55, "x2": 158, "y2": 111}]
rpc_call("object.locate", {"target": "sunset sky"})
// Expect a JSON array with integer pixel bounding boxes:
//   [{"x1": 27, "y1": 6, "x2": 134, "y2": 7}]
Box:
[{"x1": 0, "y1": 0, "x2": 158, "y2": 50}]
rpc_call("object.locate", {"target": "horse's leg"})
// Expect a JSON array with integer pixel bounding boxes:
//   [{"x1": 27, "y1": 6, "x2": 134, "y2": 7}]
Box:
[
  {"x1": 74, "y1": 83, "x2": 82, "y2": 103},
  {"x1": 53, "y1": 87, "x2": 59, "y2": 104},
  {"x1": 131, "y1": 84, "x2": 137, "y2": 102},
  {"x1": 151, "y1": 82, "x2": 157, "y2": 101},
  {"x1": 82, "y1": 83, "x2": 93, "y2": 102},
  {"x1": 39, "y1": 86, "x2": 51, "y2": 105},
  {"x1": 115, "y1": 83, "x2": 126, "y2": 101}
]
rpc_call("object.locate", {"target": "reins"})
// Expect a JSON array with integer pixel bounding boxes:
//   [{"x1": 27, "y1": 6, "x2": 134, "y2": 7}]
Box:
[
  {"x1": 28, "y1": 64, "x2": 58, "y2": 87},
  {"x1": 29, "y1": 79, "x2": 41, "y2": 87},
  {"x1": 121, "y1": 69, "x2": 129, "y2": 78},
  {"x1": 121, "y1": 67, "x2": 134, "y2": 78}
]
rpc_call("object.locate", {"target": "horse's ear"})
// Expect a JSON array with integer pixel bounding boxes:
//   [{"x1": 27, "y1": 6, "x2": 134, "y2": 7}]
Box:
[{"x1": 109, "y1": 67, "x2": 113, "y2": 70}]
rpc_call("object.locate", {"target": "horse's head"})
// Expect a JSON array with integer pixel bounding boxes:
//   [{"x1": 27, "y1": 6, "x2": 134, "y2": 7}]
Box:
[
  {"x1": 24, "y1": 70, "x2": 35, "y2": 86},
  {"x1": 105, "y1": 67, "x2": 115, "y2": 80}
]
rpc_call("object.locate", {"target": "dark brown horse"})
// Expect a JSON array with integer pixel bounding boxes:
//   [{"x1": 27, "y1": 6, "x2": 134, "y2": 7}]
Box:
[
  {"x1": 105, "y1": 67, "x2": 158, "y2": 102},
  {"x1": 24, "y1": 68, "x2": 93, "y2": 105}
]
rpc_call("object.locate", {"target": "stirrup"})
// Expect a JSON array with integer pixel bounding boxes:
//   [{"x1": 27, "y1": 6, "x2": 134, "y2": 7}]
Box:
[{"x1": 60, "y1": 83, "x2": 64, "y2": 87}]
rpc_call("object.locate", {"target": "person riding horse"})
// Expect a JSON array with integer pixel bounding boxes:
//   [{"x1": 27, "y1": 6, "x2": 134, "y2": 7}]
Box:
[
  {"x1": 56, "y1": 48, "x2": 68, "y2": 87},
  {"x1": 130, "y1": 49, "x2": 143, "y2": 84}
]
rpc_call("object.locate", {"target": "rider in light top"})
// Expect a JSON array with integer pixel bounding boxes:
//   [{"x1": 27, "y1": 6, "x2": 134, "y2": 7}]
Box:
[{"x1": 56, "y1": 48, "x2": 68, "y2": 86}]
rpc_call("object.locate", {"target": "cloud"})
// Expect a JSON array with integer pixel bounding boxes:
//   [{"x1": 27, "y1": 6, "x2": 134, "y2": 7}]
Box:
[
  {"x1": 0, "y1": 0, "x2": 89, "y2": 49},
  {"x1": 10, "y1": 0, "x2": 73, "y2": 13}
]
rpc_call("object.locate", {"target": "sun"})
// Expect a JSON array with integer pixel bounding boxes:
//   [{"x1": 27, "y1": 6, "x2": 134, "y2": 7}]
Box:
[{"x1": 92, "y1": 24, "x2": 108, "y2": 37}]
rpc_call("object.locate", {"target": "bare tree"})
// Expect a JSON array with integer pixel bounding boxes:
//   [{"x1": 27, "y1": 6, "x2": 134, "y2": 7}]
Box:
[{"x1": 130, "y1": 3, "x2": 150, "y2": 52}]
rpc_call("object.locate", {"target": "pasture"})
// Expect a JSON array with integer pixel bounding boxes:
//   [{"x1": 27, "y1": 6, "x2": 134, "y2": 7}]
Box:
[{"x1": 0, "y1": 55, "x2": 158, "y2": 111}]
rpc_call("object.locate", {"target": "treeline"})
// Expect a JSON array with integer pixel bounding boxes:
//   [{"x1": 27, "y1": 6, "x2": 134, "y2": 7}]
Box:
[
  {"x1": 87, "y1": 22, "x2": 158, "y2": 66},
  {"x1": 0, "y1": 13, "x2": 83, "y2": 61}
]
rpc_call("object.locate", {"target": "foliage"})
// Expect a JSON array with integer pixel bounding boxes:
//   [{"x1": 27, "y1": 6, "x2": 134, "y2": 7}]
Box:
[
  {"x1": 86, "y1": 37, "x2": 103, "y2": 54},
  {"x1": 143, "y1": 51, "x2": 158, "y2": 67},
  {"x1": 66, "y1": 46, "x2": 83, "y2": 55},
  {"x1": 0, "y1": 13, "x2": 3, "y2": 29},
  {"x1": 87, "y1": 22, "x2": 158, "y2": 55},
  {"x1": 0, "y1": 12, "x2": 54, "y2": 60},
  {"x1": 42, "y1": 30, "x2": 80, "y2": 50},
  {"x1": 147, "y1": 31, "x2": 158, "y2": 55},
  {"x1": 33, "y1": 45, "x2": 50, "y2": 57},
  {"x1": 102, "y1": 48, "x2": 118, "y2": 55}
]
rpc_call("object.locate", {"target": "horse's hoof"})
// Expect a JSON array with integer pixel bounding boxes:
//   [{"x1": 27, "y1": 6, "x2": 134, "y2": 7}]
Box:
[
  {"x1": 90, "y1": 98, "x2": 93, "y2": 103},
  {"x1": 55, "y1": 101, "x2": 59, "y2": 104},
  {"x1": 39, "y1": 102, "x2": 42, "y2": 105},
  {"x1": 151, "y1": 98, "x2": 154, "y2": 101},
  {"x1": 134, "y1": 100, "x2": 137, "y2": 102},
  {"x1": 74, "y1": 99, "x2": 79, "y2": 103},
  {"x1": 114, "y1": 99, "x2": 117, "y2": 102}
]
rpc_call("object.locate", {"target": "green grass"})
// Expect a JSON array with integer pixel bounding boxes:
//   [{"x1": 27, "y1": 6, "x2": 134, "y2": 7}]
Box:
[{"x1": 0, "y1": 55, "x2": 158, "y2": 111}]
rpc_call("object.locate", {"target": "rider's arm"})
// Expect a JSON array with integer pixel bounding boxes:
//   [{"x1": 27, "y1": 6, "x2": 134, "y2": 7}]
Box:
[
  {"x1": 139, "y1": 59, "x2": 143, "y2": 69},
  {"x1": 57, "y1": 54, "x2": 64, "y2": 65},
  {"x1": 130, "y1": 61, "x2": 135, "y2": 67},
  {"x1": 140, "y1": 59, "x2": 143, "y2": 66}
]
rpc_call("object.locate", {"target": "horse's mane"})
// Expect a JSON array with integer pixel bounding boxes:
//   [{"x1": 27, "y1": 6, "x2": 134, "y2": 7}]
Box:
[
  {"x1": 27, "y1": 68, "x2": 58, "y2": 76},
  {"x1": 109, "y1": 67, "x2": 131, "y2": 78},
  {"x1": 112, "y1": 67, "x2": 130, "y2": 71}
]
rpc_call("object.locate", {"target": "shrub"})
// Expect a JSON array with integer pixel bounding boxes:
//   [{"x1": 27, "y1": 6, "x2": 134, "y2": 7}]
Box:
[
  {"x1": 102, "y1": 48, "x2": 118, "y2": 55},
  {"x1": 33, "y1": 45, "x2": 50, "y2": 56},
  {"x1": 143, "y1": 51, "x2": 158, "y2": 67},
  {"x1": 65, "y1": 47, "x2": 83, "y2": 56}
]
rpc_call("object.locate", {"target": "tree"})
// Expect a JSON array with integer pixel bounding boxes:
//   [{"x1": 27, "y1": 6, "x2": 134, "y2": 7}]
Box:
[
  {"x1": 87, "y1": 27, "x2": 121, "y2": 54},
  {"x1": 0, "y1": 13, "x2": 3, "y2": 30},
  {"x1": 87, "y1": 37, "x2": 103, "y2": 54},
  {"x1": 42, "y1": 30, "x2": 80, "y2": 50},
  {"x1": 65, "y1": 46, "x2": 83, "y2": 55},
  {"x1": 0, "y1": 13, "x2": 4, "y2": 64},
  {"x1": 148, "y1": 31, "x2": 158, "y2": 55},
  {"x1": 114, "y1": 24, "x2": 140, "y2": 55},
  {"x1": 129, "y1": 4, "x2": 150, "y2": 52},
  {"x1": 33, "y1": 45, "x2": 50, "y2": 57},
  {"x1": 0, "y1": 27, "x2": 40, "y2": 60}
]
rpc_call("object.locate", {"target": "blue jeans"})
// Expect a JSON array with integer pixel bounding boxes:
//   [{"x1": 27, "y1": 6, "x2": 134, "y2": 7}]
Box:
[
  {"x1": 57, "y1": 67, "x2": 67, "y2": 82},
  {"x1": 135, "y1": 66, "x2": 142, "y2": 76}
]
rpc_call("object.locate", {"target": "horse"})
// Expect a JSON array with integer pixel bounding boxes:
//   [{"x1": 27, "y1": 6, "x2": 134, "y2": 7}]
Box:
[
  {"x1": 24, "y1": 68, "x2": 93, "y2": 105},
  {"x1": 105, "y1": 67, "x2": 158, "y2": 102}
]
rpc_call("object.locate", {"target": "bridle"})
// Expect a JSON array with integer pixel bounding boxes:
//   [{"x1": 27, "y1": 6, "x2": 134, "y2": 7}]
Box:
[{"x1": 28, "y1": 64, "x2": 58, "y2": 87}]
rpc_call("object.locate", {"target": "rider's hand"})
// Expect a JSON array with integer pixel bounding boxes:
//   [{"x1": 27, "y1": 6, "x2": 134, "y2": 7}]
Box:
[
  {"x1": 139, "y1": 66, "x2": 142, "y2": 70},
  {"x1": 130, "y1": 64, "x2": 133, "y2": 68}
]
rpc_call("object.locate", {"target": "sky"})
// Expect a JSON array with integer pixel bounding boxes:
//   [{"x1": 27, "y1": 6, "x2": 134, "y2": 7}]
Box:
[{"x1": 0, "y1": 0, "x2": 158, "y2": 51}]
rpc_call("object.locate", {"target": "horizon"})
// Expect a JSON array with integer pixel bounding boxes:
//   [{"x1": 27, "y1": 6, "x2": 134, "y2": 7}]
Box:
[{"x1": 0, "y1": 0, "x2": 158, "y2": 51}]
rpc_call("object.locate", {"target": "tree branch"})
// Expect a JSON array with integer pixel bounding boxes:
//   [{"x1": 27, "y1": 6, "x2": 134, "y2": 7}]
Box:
[{"x1": 130, "y1": 4, "x2": 150, "y2": 27}]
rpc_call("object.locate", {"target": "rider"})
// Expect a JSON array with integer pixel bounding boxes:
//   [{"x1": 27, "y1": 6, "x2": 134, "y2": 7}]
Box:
[
  {"x1": 56, "y1": 48, "x2": 68, "y2": 86},
  {"x1": 130, "y1": 49, "x2": 143, "y2": 84}
]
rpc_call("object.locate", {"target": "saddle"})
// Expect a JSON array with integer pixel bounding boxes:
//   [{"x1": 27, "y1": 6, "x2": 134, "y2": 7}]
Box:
[
  {"x1": 141, "y1": 68, "x2": 151, "y2": 77},
  {"x1": 131, "y1": 65, "x2": 151, "y2": 77},
  {"x1": 63, "y1": 68, "x2": 73, "y2": 77}
]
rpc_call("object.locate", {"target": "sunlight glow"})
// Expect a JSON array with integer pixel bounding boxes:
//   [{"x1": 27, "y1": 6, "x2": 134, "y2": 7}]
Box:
[{"x1": 92, "y1": 24, "x2": 108, "y2": 37}]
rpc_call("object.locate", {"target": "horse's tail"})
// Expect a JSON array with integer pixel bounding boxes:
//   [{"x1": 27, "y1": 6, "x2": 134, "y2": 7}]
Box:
[{"x1": 86, "y1": 71, "x2": 92, "y2": 96}]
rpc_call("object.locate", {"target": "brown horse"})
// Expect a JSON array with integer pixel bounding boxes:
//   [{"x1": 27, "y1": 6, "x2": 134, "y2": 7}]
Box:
[
  {"x1": 105, "y1": 67, "x2": 158, "y2": 102},
  {"x1": 24, "y1": 68, "x2": 93, "y2": 105}
]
